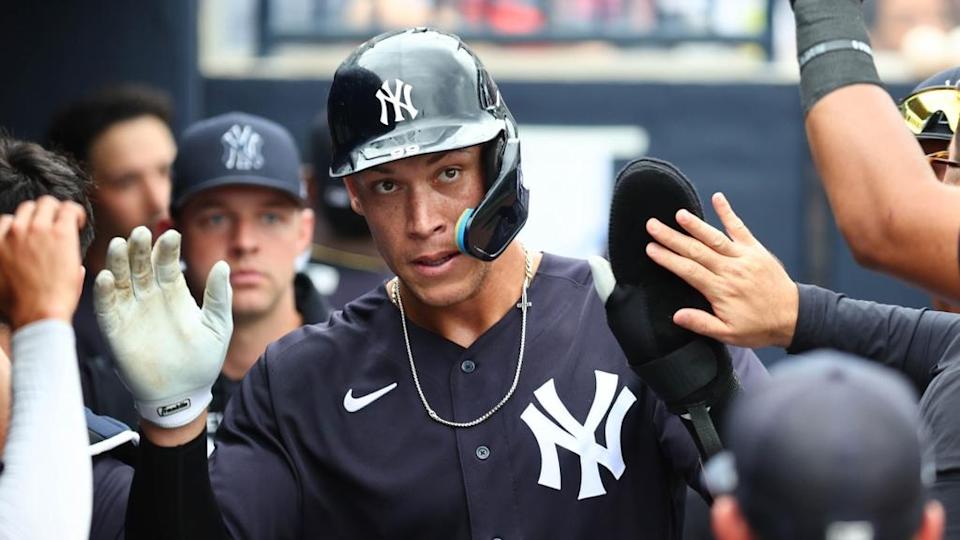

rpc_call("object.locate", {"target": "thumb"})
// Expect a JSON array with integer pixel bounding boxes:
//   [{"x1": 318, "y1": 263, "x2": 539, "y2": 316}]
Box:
[
  {"x1": 587, "y1": 255, "x2": 615, "y2": 304},
  {"x1": 200, "y1": 260, "x2": 233, "y2": 339}
]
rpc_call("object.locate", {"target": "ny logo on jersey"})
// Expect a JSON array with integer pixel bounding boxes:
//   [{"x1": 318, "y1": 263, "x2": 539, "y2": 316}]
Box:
[
  {"x1": 521, "y1": 370, "x2": 636, "y2": 500},
  {"x1": 375, "y1": 79, "x2": 419, "y2": 126},
  {"x1": 221, "y1": 124, "x2": 265, "y2": 171}
]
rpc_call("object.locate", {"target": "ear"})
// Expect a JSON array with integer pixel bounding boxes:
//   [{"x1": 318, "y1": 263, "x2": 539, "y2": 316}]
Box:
[
  {"x1": 297, "y1": 207, "x2": 315, "y2": 252},
  {"x1": 914, "y1": 500, "x2": 945, "y2": 540},
  {"x1": 711, "y1": 496, "x2": 755, "y2": 540},
  {"x1": 342, "y1": 178, "x2": 365, "y2": 216}
]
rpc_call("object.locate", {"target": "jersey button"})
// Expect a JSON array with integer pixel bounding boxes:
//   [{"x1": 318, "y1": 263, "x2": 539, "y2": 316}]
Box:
[
  {"x1": 476, "y1": 445, "x2": 491, "y2": 460},
  {"x1": 460, "y1": 359, "x2": 476, "y2": 373}
]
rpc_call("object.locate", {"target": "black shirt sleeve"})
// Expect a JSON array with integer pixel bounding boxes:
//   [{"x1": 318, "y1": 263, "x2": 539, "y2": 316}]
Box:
[
  {"x1": 788, "y1": 283, "x2": 960, "y2": 393},
  {"x1": 125, "y1": 350, "x2": 301, "y2": 539},
  {"x1": 126, "y1": 429, "x2": 228, "y2": 540}
]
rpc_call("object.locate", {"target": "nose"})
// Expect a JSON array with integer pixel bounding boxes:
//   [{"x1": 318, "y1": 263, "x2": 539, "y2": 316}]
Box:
[
  {"x1": 406, "y1": 187, "x2": 445, "y2": 240},
  {"x1": 145, "y1": 173, "x2": 171, "y2": 221},
  {"x1": 230, "y1": 217, "x2": 259, "y2": 256}
]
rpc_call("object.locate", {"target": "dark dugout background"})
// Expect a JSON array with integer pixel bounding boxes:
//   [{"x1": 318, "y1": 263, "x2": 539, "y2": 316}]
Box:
[{"x1": 0, "y1": 0, "x2": 927, "y2": 362}]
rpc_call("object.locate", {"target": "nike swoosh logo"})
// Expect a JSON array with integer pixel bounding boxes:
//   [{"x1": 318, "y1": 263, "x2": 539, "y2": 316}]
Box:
[{"x1": 343, "y1": 382, "x2": 398, "y2": 413}]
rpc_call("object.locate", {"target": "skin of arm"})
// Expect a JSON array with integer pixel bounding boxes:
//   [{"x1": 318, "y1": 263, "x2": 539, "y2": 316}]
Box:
[{"x1": 805, "y1": 84, "x2": 960, "y2": 300}]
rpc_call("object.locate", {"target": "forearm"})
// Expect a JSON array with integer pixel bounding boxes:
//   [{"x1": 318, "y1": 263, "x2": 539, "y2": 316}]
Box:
[
  {"x1": 807, "y1": 86, "x2": 960, "y2": 299},
  {"x1": 0, "y1": 320, "x2": 91, "y2": 540},
  {"x1": 127, "y1": 429, "x2": 229, "y2": 539},
  {"x1": 788, "y1": 284, "x2": 960, "y2": 392}
]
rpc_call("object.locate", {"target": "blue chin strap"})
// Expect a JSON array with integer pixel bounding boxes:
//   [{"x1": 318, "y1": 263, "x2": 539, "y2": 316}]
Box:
[{"x1": 455, "y1": 208, "x2": 474, "y2": 255}]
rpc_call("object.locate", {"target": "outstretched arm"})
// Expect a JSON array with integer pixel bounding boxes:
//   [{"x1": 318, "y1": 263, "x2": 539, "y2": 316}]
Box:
[
  {"x1": 646, "y1": 192, "x2": 960, "y2": 393},
  {"x1": 94, "y1": 226, "x2": 232, "y2": 539}
]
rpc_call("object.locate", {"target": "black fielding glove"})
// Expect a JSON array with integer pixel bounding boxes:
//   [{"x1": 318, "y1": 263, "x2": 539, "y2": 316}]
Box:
[{"x1": 589, "y1": 158, "x2": 742, "y2": 459}]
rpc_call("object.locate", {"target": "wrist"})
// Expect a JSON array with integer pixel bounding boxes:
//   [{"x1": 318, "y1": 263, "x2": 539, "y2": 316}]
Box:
[
  {"x1": 793, "y1": 0, "x2": 879, "y2": 113},
  {"x1": 9, "y1": 305, "x2": 73, "y2": 331},
  {"x1": 141, "y1": 410, "x2": 208, "y2": 448},
  {"x1": 774, "y1": 282, "x2": 800, "y2": 348}
]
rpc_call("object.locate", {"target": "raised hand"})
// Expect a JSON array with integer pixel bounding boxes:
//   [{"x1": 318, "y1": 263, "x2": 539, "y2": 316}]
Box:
[
  {"x1": 644, "y1": 192, "x2": 799, "y2": 349},
  {"x1": 0, "y1": 196, "x2": 87, "y2": 330},
  {"x1": 94, "y1": 226, "x2": 232, "y2": 428}
]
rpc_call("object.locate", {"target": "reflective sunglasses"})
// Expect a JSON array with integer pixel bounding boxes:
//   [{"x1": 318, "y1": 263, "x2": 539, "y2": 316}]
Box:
[{"x1": 900, "y1": 86, "x2": 960, "y2": 138}]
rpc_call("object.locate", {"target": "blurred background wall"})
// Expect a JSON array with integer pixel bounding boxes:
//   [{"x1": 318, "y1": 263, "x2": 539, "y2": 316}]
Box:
[{"x1": 2, "y1": 0, "x2": 953, "y2": 360}]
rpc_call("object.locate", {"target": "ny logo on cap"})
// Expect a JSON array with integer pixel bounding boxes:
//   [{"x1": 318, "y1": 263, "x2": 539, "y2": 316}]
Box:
[
  {"x1": 521, "y1": 370, "x2": 636, "y2": 500},
  {"x1": 376, "y1": 79, "x2": 419, "y2": 126},
  {"x1": 221, "y1": 124, "x2": 265, "y2": 171}
]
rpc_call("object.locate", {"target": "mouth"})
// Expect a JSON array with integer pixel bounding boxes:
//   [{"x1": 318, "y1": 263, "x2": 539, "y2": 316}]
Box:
[
  {"x1": 410, "y1": 251, "x2": 461, "y2": 277},
  {"x1": 230, "y1": 269, "x2": 264, "y2": 286}
]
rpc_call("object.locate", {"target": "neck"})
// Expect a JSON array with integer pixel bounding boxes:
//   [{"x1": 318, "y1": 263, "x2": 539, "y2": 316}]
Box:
[
  {"x1": 222, "y1": 291, "x2": 303, "y2": 381},
  {"x1": 397, "y1": 243, "x2": 541, "y2": 348}
]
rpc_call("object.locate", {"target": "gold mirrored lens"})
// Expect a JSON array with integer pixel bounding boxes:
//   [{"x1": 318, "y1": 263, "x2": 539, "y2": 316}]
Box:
[{"x1": 901, "y1": 87, "x2": 960, "y2": 134}]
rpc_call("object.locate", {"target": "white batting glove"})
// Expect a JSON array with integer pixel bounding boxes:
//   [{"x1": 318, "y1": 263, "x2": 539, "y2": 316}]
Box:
[{"x1": 93, "y1": 226, "x2": 232, "y2": 428}]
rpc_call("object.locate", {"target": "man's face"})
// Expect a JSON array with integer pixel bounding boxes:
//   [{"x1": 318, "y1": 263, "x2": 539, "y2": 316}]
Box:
[
  {"x1": 88, "y1": 115, "x2": 176, "y2": 241},
  {"x1": 178, "y1": 185, "x2": 313, "y2": 321},
  {"x1": 344, "y1": 145, "x2": 489, "y2": 307}
]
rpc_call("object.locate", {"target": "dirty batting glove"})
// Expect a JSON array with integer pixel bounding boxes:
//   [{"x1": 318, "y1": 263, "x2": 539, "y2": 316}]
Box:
[{"x1": 94, "y1": 227, "x2": 232, "y2": 428}]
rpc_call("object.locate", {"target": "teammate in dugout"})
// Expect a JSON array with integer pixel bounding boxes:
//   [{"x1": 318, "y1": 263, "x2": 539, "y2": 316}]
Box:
[{"x1": 99, "y1": 29, "x2": 766, "y2": 538}]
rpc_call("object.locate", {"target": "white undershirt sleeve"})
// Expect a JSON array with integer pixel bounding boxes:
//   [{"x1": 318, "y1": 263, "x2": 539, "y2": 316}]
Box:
[{"x1": 0, "y1": 320, "x2": 92, "y2": 539}]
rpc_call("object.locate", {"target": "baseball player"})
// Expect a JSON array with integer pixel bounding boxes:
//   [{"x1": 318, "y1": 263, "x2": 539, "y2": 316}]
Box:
[
  {"x1": 98, "y1": 29, "x2": 766, "y2": 539},
  {"x1": 46, "y1": 85, "x2": 177, "y2": 428}
]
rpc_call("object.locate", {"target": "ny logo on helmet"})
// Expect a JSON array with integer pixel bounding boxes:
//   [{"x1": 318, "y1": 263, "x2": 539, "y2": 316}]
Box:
[
  {"x1": 221, "y1": 124, "x2": 265, "y2": 171},
  {"x1": 376, "y1": 79, "x2": 419, "y2": 126}
]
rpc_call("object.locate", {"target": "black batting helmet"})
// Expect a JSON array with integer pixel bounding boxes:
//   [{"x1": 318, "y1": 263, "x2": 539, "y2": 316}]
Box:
[{"x1": 327, "y1": 28, "x2": 528, "y2": 261}]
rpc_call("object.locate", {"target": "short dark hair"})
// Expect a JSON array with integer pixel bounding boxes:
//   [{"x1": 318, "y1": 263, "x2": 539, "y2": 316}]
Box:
[
  {"x1": 46, "y1": 84, "x2": 173, "y2": 167},
  {"x1": 0, "y1": 136, "x2": 95, "y2": 256}
]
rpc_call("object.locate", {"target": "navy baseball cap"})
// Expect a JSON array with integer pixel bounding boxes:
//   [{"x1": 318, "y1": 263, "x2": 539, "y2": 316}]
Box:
[
  {"x1": 171, "y1": 112, "x2": 306, "y2": 211},
  {"x1": 705, "y1": 351, "x2": 932, "y2": 540}
]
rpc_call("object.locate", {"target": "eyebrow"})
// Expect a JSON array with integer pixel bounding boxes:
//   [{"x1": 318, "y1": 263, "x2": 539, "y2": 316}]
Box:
[{"x1": 368, "y1": 148, "x2": 470, "y2": 175}]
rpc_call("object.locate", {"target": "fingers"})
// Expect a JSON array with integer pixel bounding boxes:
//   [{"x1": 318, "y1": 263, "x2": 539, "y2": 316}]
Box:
[
  {"x1": 201, "y1": 261, "x2": 233, "y2": 339},
  {"x1": 711, "y1": 193, "x2": 756, "y2": 245},
  {"x1": 674, "y1": 208, "x2": 738, "y2": 257},
  {"x1": 31, "y1": 196, "x2": 58, "y2": 229},
  {"x1": 153, "y1": 230, "x2": 183, "y2": 288},
  {"x1": 128, "y1": 226, "x2": 156, "y2": 297},
  {"x1": 646, "y1": 217, "x2": 725, "y2": 272},
  {"x1": 672, "y1": 308, "x2": 731, "y2": 342},
  {"x1": 0, "y1": 215, "x2": 12, "y2": 239},
  {"x1": 587, "y1": 255, "x2": 615, "y2": 303},
  {"x1": 645, "y1": 242, "x2": 715, "y2": 294},
  {"x1": 105, "y1": 237, "x2": 133, "y2": 302},
  {"x1": 10, "y1": 199, "x2": 37, "y2": 236},
  {"x1": 93, "y1": 270, "x2": 121, "y2": 336},
  {"x1": 54, "y1": 201, "x2": 87, "y2": 231}
]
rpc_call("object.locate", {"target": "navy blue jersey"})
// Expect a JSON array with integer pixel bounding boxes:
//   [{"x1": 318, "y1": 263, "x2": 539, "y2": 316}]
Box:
[{"x1": 209, "y1": 254, "x2": 767, "y2": 539}]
